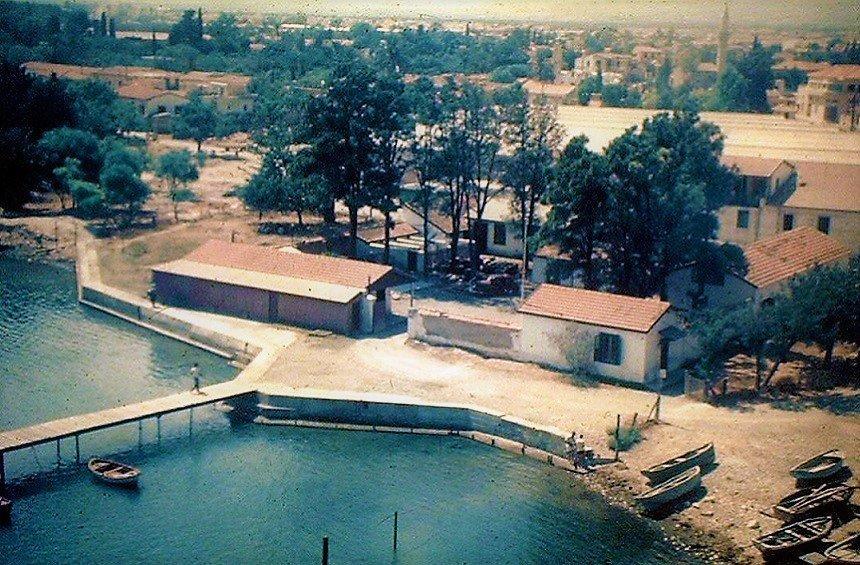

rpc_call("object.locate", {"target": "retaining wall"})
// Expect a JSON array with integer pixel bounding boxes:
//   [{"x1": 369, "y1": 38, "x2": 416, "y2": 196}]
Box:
[{"x1": 256, "y1": 389, "x2": 567, "y2": 457}]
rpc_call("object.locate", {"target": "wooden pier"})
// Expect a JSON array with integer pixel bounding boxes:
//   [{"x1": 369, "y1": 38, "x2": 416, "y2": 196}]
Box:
[{"x1": 0, "y1": 381, "x2": 256, "y2": 488}]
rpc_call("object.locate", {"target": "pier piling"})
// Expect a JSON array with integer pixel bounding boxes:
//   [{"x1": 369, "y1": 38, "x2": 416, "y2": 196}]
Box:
[
  {"x1": 56, "y1": 439, "x2": 61, "y2": 467},
  {"x1": 138, "y1": 420, "x2": 143, "y2": 449},
  {"x1": 321, "y1": 536, "x2": 329, "y2": 565},
  {"x1": 1, "y1": 451, "x2": 5, "y2": 490},
  {"x1": 189, "y1": 408, "x2": 194, "y2": 437},
  {"x1": 393, "y1": 511, "x2": 398, "y2": 552},
  {"x1": 157, "y1": 415, "x2": 162, "y2": 443},
  {"x1": 75, "y1": 435, "x2": 80, "y2": 464}
]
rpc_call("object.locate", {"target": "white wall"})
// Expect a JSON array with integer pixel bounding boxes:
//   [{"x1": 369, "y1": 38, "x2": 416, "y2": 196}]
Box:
[
  {"x1": 485, "y1": 220, "x2": 524, "y2": 258},
  {"x1": 665, "y1": 266, "x2": 757, "y2": 311},
  {"x1": 519, "y1": 314, "x2": 656, "y2": 384}
]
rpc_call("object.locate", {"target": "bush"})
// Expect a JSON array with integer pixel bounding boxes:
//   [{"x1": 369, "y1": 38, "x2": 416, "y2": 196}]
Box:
[{"x1": 606, "y1": 424, "x2": 642, "y2": 451}]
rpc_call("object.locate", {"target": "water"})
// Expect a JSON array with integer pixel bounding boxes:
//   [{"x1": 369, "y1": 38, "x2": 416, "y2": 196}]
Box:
[
  {"x1": 0, "y1": 256, "x2": 236, "y2": 431},
  {"x1": 0, "y1": 255, "x2": 700, "y2": 564}
]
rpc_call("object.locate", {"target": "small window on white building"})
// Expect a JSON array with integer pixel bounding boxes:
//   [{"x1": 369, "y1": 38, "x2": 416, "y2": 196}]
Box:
[
  {"x1": 818, "y1": 215, "x2": 831, "y2": 234},
  {"x1": 594, "y1": 332, "x2": 623, "y2": 365},
  {"x1": 493, "y1": 222, "x2": 507, "y2": 245},
  {"x1": 736, "y1": 209, "x2": 750, "y2": 229},
  {"x1": 783, "y1": 213, "x2": 794, "y2": 231}
]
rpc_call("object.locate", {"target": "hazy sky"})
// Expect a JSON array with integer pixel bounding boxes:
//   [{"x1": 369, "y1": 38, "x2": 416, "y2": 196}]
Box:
[{"x1": 143, "y1": 1, "x2": 858, "y2": 29}]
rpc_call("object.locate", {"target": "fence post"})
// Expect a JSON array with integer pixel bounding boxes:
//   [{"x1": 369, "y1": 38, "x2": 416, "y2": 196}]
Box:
[
  {"x1": 613, "y1": 414, "x2": 621, "y2": 462},
  {"x1": 655, "y1": 394, "x2": 661, "y2": 422},
  {"x1": 321, "y1": 536, "x2": 329, "y2": 565}
]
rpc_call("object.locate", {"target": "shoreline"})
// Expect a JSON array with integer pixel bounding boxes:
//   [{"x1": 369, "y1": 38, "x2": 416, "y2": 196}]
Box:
[{"x1": 1, "y1": 220, "x2": 750, "y2": 563}]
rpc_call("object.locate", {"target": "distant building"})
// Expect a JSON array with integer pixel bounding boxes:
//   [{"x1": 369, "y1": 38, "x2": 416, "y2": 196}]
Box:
[
  {"x1": 520, "y1": 79, "x2": 576, "y2": 103},
  {"x1": 355, "y1": 222, "x2": 430, "y2": 273},
  {"x1": 24, "y1": 61, "x2": 254, "y2": 124},
  {"x1": 716, "y1": 3, "x2": 730, "y2": 76},
  {"x1": 795, "y1": 64, "x2": 860, "y2": 130},
  {"x1": 518, "y1": 285, "x2": 690, "y2": 386},
  {"x1": 475, "y1": 192, "x2": 548, "y2": 260},
  {"x1": 152, "y1": 240, "x2": 400, "y2": 334},
  {"x1": 667, "y1": 227, "x2": 853, "y2": 310},
  {"x1": 717, "y1": 157, "x2": 860, "y2": 252}
]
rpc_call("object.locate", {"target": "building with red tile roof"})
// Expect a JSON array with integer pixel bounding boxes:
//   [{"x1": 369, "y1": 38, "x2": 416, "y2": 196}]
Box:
[
  {"x1": 152, "y1": 240, "x2": 398, "y2": 334},
  {"x1": 518, "y1": 284, "x2": 685, "y2": 385}
]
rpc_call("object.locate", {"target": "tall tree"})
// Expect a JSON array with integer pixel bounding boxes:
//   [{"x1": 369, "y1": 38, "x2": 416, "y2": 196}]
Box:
[
  {"x1": 100, "y1": 164, "x2": 150, "y2": 223},
  {"x1": 169, "y1": 10, "x2": 204, "y2": 47},
  {"x1": 155, "y1": 149, "x2": 199, "y2": 220},
  {"x1": 303, "y1": 61, "x2": 410, "y2": 257},
  {"x1": 173, "y1": 92, "x2": 219, "y2": 152},
  {"x1": 539, "y1": 136, "x2": 612, "y2": 289},
  {"x1": 735, "y1": 37, "x2": 775, "y2": 113},
  {"x1": 207, "y1": 13, "x2": 248, "y2": 54},
  {"x1": 500, "y1": 89, "x2": 562, "y2": 274},
  {"x1": 0, "y1": 63, "x2": 74, "y2": 211},
  {"x1": 242, "y1": 149, "x2": 327, "y2": 227},
  {"x1": 603, "y1": 111, "x2": 732, "y2": 297}
]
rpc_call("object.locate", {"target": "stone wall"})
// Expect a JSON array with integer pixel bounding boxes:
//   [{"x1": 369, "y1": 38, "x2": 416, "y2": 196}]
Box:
[{"x1": 407, "y1": 308, "x2": 523, "y2": 361}]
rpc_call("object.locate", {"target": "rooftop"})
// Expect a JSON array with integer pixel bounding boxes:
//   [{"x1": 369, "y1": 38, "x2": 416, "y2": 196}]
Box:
[
  {"x1": 721, "y1": 155, "x2": 789, "y2": 178},
  {"x1": 743, "y1": 227, "x2": 852, "y2": 288},
  {"x1": 518, "y1": 284, "x2": 671, "y2": 333},
  {"x1": 357, "y1": 223, "x2": 419, "y2": 244},
  {"x1": 809, "y1": 64, "x2": 860, "y2": 81},
  {"x1": 784, "y1": 161, "x2": 860, "y2": 212},
  {"x1": 153, "y1": 240, "x2": 392, "y2": 302}
]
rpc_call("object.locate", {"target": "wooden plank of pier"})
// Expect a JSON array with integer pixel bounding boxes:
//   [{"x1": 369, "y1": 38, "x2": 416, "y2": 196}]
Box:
[{"x1": 0, "y1": 381, "x2": 255, "y2": 454}]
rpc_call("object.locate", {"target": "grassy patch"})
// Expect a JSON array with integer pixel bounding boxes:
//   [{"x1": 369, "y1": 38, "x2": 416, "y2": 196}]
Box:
[
  {"x1": 122, "y1": 241, "x2": 149, "y2": 259},
  {"x1": 606, "y1": 424, "x2": 642, "y2": 451}
]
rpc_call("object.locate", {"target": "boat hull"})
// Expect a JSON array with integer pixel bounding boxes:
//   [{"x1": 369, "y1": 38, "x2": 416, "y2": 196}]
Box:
[
  {"x1": 824, "y1": 533, "x2": 860, "y2": 564},
  {"x1": 642, "y1": 443, "x2": 715, "y2": 485},
  {"x1": 88, "y1": 458, "x2": 140, "y2": 487},
  {"x1": 754, "y1": 516, "x2": 833, "y2": 562},
  {"x1": 790, "y1": 450, "x2": 844, "y2": 481},
  {"x1": 636, "y1": 466, "x2": 702, "y2": 513},
  {"x1": 773, "y1": 484, "x2": 855, "y2": 522}
]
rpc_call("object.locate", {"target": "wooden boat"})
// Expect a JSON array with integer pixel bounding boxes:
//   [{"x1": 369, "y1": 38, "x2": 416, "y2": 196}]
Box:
[
  {"x1": 824, "y1": 533, "x2": 860, "y2": 564},
  {"x1": 753, "y1": 515, "x2": 833, "y2": 562},
  {"x1": 641, "y1": 443, "x2": 715, "y2": 485},
  {"x1": 774, "y1": 483, "x2": 855, "y2": 522},
  {"x1": 0, "y1": 496, "x2": 11, "y2": 520},
  {"x1": 635, "y1": 465, "x2": 701, "y2": 513},
  {"x1": 87, "y1": 458, "x2": 140, "y2": 486},
  {"x1": 790, "y1": 450, "x2": 844, "y2": 481}
]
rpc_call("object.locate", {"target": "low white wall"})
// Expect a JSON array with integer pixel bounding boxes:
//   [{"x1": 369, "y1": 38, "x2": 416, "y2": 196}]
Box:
[{"x1": 407, "y1": 308, "x2": 523, "y2": 362}]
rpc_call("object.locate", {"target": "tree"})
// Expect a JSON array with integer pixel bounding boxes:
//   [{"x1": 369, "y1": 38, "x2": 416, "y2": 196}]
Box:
[
  {"x1": 303, "y1": 60, "x2": 410, "y2": 257},
  {"x1": 577, "y1": 74, "x2": 602, "y2": 105},
  {"x1": 38, "y1": 127, "x2": 103, "y2": 183},
  {"x1": 735, "y1": 37, "x2": 775, "y2": 113},
  {"x1": 242, "y1": 149, "x2": 326, "y2": 226},
  {"x1": 155, "y1": 150, "x2": 199, "y2": 220},
  {"x1": 100, "y1": 164, "x2": 150, "y2": 223},
  {"x1": 207, "y1": 13, "x2": 248, "y2": 54},
  {"x1": 500, "y1": 90, "x2": 562, "y2": 274},
  {"x1": 563, "y1": 49, "x2": 580, "y2": 70},
  {"x1": 0, "y1": 62, "x2": 75, "y2": 211},
  {"x1": 539, "y1": 136, "x2": 612, "y2": 290},
  {"x1": 603, "y1": 111, "x2": 732, "y2": 297},
  {"x1": 169, "y1": 10, "x2": 204, "y2": 47},
  {"x1": 51, "y1": 157, "x2": 82, "y2": 209},
  {"x1": 70, "y1": 180, "x2": 106, "y2": 218},
  {"x1": 714, "y1": 65, "x2": 751, "y2": 111},
  {"x1": 173, "y1": 92, "x2": 219, "y2": 152}
]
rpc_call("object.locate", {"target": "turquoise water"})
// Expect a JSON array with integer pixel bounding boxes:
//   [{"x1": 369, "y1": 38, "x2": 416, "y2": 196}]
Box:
[
  {"x1": 0, "y1": 256, "x2": 236, "y2": 431},
  {"x1": 0, "y1": 255, "x2": 700, "y2": 564}
]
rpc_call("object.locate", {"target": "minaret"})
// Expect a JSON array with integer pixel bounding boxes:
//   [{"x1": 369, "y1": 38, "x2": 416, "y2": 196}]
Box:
[{"x1": 717, "y1": 2, "x2": 730, "y2": 75}]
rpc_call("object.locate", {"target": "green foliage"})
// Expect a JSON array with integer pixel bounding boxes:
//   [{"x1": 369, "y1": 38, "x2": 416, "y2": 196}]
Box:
[
  {"x1": 38, "y1": 127, "x2": 102, "y2": 182},
  {"x1": 156, "y1": 150, "x2": 199, "y2": 186},
  {"x1": 173, "y1": 92, "x2": 219, "y2": 151},
  {"x1": 563, "y1": 49, "x2": 580, "y2": 70},
  {"x1": 734, "y1": 37, "x2": 775, "y2": 113},
  {"x1": 70, "y1": 180, "x2": 106, "y2": 218},
  {"x1": 601, "y1": 84, "x2": 642, "y2": 108},
  {"x1": 207, "y1": 13, "x2": 248, "y2": 54},
  {"x1": 714, "y1": 65, "x2": 751, "y2": 111},
  {"x1": 606, "y1": 424, "x2": 642, "y2": 451},
  {"x1": 51, "y1": 157, "x2": 82, "y2": 208},
  {"x1": 99, "y1": 164, "x2": 150, "y2": 216},
  {"x1": 577, "y1": 74, "x2": 603, "y2": 105},
  {"x1": 168, "y1": 10, "x2": 203, "y2": 48},
  {"x1": 490, "y1": 64, "x2": 531, "y2": 83}
]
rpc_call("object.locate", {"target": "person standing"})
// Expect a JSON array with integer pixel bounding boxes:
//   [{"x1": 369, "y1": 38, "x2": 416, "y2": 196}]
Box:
[{"x1": 191, "y1": 362, "x2": 200, "y2": 394}]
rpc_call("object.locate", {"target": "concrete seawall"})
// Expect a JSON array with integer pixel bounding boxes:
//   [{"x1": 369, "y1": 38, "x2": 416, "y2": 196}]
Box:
[{"x1": 253, "y1": 386, "x2": 578, "y2": 472}]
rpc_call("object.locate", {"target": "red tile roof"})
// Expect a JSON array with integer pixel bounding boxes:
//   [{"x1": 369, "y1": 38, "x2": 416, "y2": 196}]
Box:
[
  {"x1": 743, "y1": 227, "x2": 852, "y2": 288},
  {"x1": 518, "y1": 284, "x2": 671, "y2": 333},
  {"x1": 810, "y1": 64, "x2": 860, "y2": 81},
  {"x1": 357, "y1": 223, "x2": 419, "y2": 244},
  {"x1": 173, "y1": 240, "x2": 392, "y2": 289}
]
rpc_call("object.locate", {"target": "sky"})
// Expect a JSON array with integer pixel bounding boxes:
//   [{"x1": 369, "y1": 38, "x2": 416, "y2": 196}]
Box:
[{"x1": 138, "y1": 1, "x2": 859, "y2": 30}]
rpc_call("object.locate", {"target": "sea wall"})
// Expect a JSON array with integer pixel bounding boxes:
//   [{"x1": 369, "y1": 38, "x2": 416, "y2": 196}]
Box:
[{"x1": 255, "y1": 387, "x2": 569, "y2": 461}]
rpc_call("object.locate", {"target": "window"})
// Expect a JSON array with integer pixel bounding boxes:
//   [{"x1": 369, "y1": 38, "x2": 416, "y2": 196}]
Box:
[
  {"x1": 783, "y1": 213, "x2": 794, "y2": 231},
  {"x1": 736, "y1": 209, "x2": 750, "y2": 229},
  {"x1": 594, "y1": 333, "x2": 623, "y2": 365},
  {"x1": 818, "y1": 215, "x2": 831, "y2": 234},
  {"x1": 493, "y1": 222, "x2": 507, "y2": 245}
]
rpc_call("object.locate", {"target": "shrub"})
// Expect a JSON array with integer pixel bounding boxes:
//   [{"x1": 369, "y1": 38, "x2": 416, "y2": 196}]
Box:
[{"x1": 606, "y1": 424, "x2": 642, "y2": 451}]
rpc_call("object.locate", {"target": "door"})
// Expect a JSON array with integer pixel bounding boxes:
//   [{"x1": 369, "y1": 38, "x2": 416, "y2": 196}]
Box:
[
  {"x1": 268, "y1": 292, "x2": 278, "y2": 322},
  {"x1": 660, "y1": 340, "x2": 669, "y2": 371},
  {"x1": 407, "y1": 250, "x2": 418, "y2": 272}
]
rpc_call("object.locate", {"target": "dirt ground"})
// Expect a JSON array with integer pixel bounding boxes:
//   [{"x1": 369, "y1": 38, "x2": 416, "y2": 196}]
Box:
[{"x1": 262, "y1": 331, "x2": 860, "y2": 563}]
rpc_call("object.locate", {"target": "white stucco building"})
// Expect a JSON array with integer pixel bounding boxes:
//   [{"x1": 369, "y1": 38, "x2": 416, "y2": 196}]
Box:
[{"x1": 518, "y1": 285, "x2": 690, "y2": 386}]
